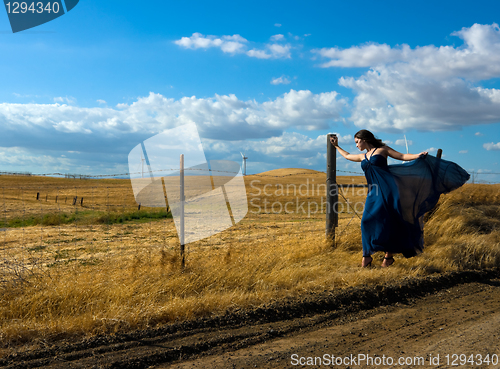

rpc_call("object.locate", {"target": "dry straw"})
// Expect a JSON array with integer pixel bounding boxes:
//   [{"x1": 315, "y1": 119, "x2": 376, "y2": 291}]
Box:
[{"x1": 0, "y1": 174, "x2": 498, "y2": 355}]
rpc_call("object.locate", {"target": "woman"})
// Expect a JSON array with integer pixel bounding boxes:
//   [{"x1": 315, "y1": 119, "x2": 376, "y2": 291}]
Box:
[{"x1": 330, "y1": 130, "x2": 469, "y2": 268}]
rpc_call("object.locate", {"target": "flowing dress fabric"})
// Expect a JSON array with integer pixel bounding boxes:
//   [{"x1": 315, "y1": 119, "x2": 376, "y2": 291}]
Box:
[{"x1": 361, "y1": 154, "x2": 470, "y2": 258}]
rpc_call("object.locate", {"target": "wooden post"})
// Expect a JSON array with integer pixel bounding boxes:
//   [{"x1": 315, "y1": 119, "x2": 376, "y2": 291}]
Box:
[
  {"x1": 326, "y1": 134, "x2": 338, "y2": 244},
  {"x1": 80, "y1": 197, "x2": 84, "y2": 206},
  {"x1": 180, "y1": 154, "x2": 185, "y2": 269},
  {"x1": 36, "y1": 192, "x2": 39, "y2": 200},
  {"x1": 436, "y1": 149, "x2": 442, "y2": 159},
  {"x1": 55, "y1": 195, "x2": 58, "y2": 203},
  {"x1": 72, "y1": 196, "x2": 77, "y2": 206},
  {"x1": 138, "y1": 203, "x2": 141, "y2": 211}
]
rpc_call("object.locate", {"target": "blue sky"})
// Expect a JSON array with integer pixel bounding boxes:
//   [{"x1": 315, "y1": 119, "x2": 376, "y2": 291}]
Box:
[{"x1": 1, "y1": 0, "x2": 499, "y2": 182}]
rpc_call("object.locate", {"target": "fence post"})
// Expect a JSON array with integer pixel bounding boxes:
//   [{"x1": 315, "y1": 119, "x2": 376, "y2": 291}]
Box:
[
  {"x1": 180, "y1": 154, "x2": 185, "y2": 269},
  {"x1": 436, "y1": 149, "x2": 442, "y2": 159},
  {"x1": 326, "y1": 134, "x2": 338, "y2": 244}
]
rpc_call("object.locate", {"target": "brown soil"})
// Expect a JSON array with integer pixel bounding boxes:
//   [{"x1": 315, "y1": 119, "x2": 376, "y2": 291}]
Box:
[{"x1": 2, "y1": 269, "x2": 499, "y2": 369}]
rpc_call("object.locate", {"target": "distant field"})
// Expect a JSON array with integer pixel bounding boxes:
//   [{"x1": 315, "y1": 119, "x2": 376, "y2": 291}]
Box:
[
  {"x1": 0, "y1": 170, "x2": 367, "y2": 222},
  {"x1": 0, "y1": 170, "x2": 498, "y2": 356},
  {"x1": 0, "y1": 175, "x2": 137, "y2": 220}
]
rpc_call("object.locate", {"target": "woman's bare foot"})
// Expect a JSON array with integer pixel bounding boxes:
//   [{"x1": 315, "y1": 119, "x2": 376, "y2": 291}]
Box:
[
  {"x1": 381, "y1": 253, "x2": 395, "y2": 267},
  {"x1": 362, "y1": 255, "x2": 373, "y2": 268}
]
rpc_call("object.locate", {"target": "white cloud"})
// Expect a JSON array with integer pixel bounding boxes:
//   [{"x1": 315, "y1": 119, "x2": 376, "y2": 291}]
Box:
[
  {"x1": 271, "y1": 75, "x2": 291, "y2": 85},
  {"x1": 484, "y1": 142, "x2": 500, "y2": 150},
  {"x1": 174, "y1": 33, "x2": 248, "y2": 54},
  {"x1": 175, "y1": 32, "x2": 293, "y2": 59},
  {"x1": 258, "y1": 90, "x2": 345, "y2": 130},
  {"x1": 203, "y1": 132, "x2": 354, "y2": 170},
  {"x1": 274, "y1": 23, "x2": 282, "y2": 27},
  {"x1": 97, "y1": 99, "x2": 107, "y2": 105},
  {"x1": 267, "y1": 43, "x2": 291, "y2": 58},
  {"x1": 314, "y1": 43, "x2": 405, "y2": 68},
  {"x1": 475, "y1": 131, "x2": 484, "y2": 136},
  {"x1": 0, "y1": 93, "x2": 338, "y2": 173},
  {"x1": 247, "y1": 43, "x2": 292, "y2": 59},
  {"x1": 270, "y1": 34, "x2": 285, "y2": 42},
  {"x1": 339, "y1": 65, "x2": 500, "y2": 132},
  {"x1": 0, "y1": 90, "x2": 346, "y2": 157},
  {"x1": 459, "y1": 150, "x2": 468, "y2": 154},
  {"x1": 0, "y1": 146, "x2": 74, "y2": 173},
  {"x1": 246, "y1": 49, "x2": 272, "y2": 59},
  {"x1": 54, "y1": 96, "x2": 76, "y2": 105},
  {"x1": 315, "y1": 23, "x2": 500, "y2": 132},
  {"x1": 315, "y1": 24, "x2": 500, "y2": 80},
  {"x1": 53, "y1": 120, "x2": 93, "y2": 134}
]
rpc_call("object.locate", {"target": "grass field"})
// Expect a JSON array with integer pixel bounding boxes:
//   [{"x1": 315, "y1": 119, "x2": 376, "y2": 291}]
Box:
[{"x1": 0, "y1": 171, "x2": 498, "y2": 355}]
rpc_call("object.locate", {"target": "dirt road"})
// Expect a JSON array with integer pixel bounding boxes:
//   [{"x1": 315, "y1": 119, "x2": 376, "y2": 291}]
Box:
[
  {"x1": 2, "y1": 270, "x2": 499, "y2": 368},
  {"x1": 166, "y1": 276, "x2": 500, "y2": 369}
]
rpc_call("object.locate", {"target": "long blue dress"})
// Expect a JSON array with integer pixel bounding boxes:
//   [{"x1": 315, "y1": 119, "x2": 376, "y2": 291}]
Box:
[{"x1": 361, "y1": 151, "x2": 470, "y2": 258}]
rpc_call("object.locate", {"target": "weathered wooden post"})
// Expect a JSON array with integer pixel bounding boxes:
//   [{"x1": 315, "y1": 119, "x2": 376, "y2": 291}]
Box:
[
  {"x1": 36, "y1": 192, "x2": 39, "y2": 200},
  {"x1": 180, "y1": 154, "x2": 185, "y2": 269},
  {"x1": 326, "y1": 134, "x2": 338, "y2": 244},
  {"x1": 80, "y1": 197, "x2": 84, "y2": 206},
  {"x1": 436, "y1": 149, "x2": 442, "y2": 159}
]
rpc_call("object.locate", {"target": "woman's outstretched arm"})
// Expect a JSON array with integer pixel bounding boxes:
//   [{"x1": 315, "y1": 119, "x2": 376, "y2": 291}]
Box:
[
  {"x1": 330, "y1": 136, "x2": 364, "y2": 162},
  {"x1": 386, "y1": 146, "x2": 428, "y2": 161}
]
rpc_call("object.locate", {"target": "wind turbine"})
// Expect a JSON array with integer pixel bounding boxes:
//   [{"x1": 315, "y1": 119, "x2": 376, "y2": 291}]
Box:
[
  {"x1": 403, "y1": 134, "x2": 409, "y2": 163},
  {"x1": 141, "y1": 151, "x2": 146, "y2": 178},
  {"x1": 240, "y1": 152, "x2": 248, "y2": 176}
]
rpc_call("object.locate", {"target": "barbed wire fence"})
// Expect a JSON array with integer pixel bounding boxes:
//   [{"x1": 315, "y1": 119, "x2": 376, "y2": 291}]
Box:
[{"x1": 0, "y1": 166, "x2": 498, "y2": 285}]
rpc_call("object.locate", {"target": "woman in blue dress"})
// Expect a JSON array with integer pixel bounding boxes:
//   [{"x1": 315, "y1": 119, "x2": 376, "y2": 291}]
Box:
[{"x1": 330, "y1": 130, "x2": 469, "y2": 268}]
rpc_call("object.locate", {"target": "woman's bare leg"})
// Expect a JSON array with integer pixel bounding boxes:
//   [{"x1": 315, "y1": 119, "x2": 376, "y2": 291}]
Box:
[
  {"x1": 381, "y1": 252, "x2": 394, "y2": 267},
  {"x1": 362, "y1": 255, "x2": 373, "y2": 268}
]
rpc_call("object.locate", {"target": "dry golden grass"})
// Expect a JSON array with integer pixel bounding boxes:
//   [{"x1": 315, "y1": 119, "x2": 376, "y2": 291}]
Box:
[
  {"x1": 0, "y1": 175, "x2": 138, "y2": 221},
  {"x1": 0, "y1": 173, "x2": 498, "y2": 354}
]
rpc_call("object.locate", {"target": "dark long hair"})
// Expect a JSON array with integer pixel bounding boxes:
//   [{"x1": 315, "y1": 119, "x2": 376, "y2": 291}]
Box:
[{"x1": 354, "y1": 130, "x2": 386, "y2": 148}]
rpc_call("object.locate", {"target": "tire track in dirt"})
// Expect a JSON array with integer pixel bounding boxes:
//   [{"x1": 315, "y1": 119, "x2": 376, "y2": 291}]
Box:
[{"x1": 1, "y1": 269, "x2": 498, "y2": 369}]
